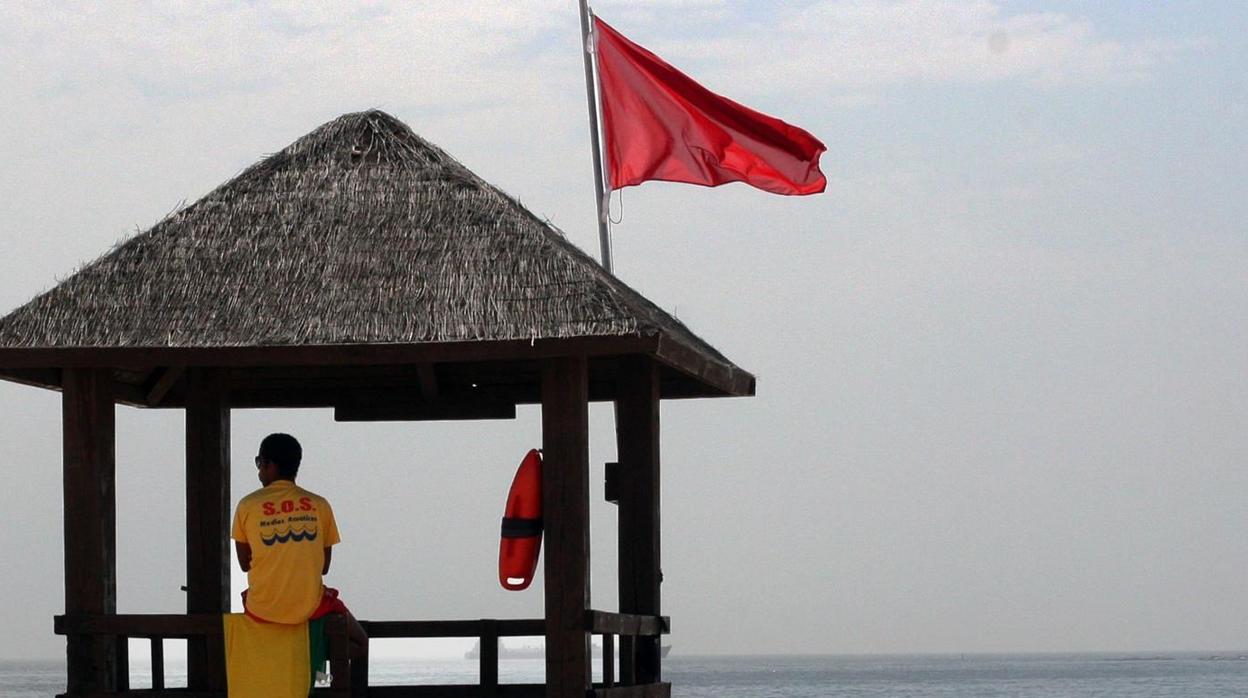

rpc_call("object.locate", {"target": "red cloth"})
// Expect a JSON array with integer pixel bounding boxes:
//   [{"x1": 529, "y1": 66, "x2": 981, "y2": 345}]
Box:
[
  {"x1": 242, "y1": 587, "x2": 349, "y2": 624},
  {"x1": 594, "y1": 16, "x2": 826, "y2": 196},
  {"x1": 309, "y1": 588, "x2": 349, "y2": 620}
]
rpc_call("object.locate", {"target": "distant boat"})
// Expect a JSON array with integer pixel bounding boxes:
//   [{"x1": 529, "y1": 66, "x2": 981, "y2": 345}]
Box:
[{"x1": 466, "y1": 639, "x2": 671, "y2": 660}]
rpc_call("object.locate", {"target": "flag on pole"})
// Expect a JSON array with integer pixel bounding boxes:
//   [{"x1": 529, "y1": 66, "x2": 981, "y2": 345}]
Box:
[{"x1": 593, "y1": 16, "x2": 826, "y2": 196}]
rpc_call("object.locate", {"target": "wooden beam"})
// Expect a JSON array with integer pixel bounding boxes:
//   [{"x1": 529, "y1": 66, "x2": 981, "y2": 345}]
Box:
[
  {"x1": 0, "y1": 367, "x2": 156, "y2": 407},
  {"x1": 145, "y1": 366, "x2": 185, "y2": 406},
  {"x1": 592, "y1": 684, "x2": 671, "y2": 698},
  {"x1": 541, "y1": 357, "x2": 591, "y2": 698},
  {"x1": 653, "y1": 334, "x2": 755, "y2": 397},
  {"x1": 55, "y1": 692, "x2": 224, "y2": 698},
  {"x1": 0, "y1": 333, "x2": 755, "y2": 398},
  {"x1": 62, "y1": 368, "x2": 119, "y2": 694},
  {"x1": 55, "y1": 613, "x2": 224, "y2": 636},
  {"x1": 364, "y1": 686, "x2": 545, "y2": 698},
  {"x1": 0, "y1": 367, "x2": 61, "y2": 391},
  {"x1": 334, "y1": 398, "x2": 516, "y2": 422},
  {"x1": 0, "y1": 336, "x2": 656, "y2": 369},
  {"x1": 417, "y1": 363, "x2": 439, "y2": 400},
  {"x1": 359, "y1": 619, "x2": 545, "y2": 638},
  {"x1": 584, "y1": 611, "x2": 668, "y2": 637},
  {"x1": 615, "y1": 357, "x2": 662, "y2": 684},
  {"x1": 185, "y1": 368, "x2": 230, "y2": 691}
]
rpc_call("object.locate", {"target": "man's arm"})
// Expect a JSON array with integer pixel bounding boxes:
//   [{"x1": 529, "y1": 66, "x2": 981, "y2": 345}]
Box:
[
  {"x1": 322, "y1": 546, "x2": 332, "y2": 575},
  {"x1": 235, "y1": 541, "x2": 252, "y2": 572}
]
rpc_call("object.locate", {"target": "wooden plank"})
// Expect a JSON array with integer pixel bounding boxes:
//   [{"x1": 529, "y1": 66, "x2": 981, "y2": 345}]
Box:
[
  {"x1": 583, "y1": 611, "x2": 667, "y2": 637},
  {"x1": 61, "y1": 683, "x2": 549, "y2": 697},
  {"x1": 0, "y1": 367, "x2": 60, "y2": 390},
  {"x1": 652, "y1": 335, "x2": 756, "y2": 397},
  {"x1": 144, "y1": 366, "x2": 185, "y2": 405},
  {"x1": 62, "y1": 368, "x2": 119, "y2": 694},
  {"x1": 185, "y1": 368, "x2": 230, "y2": 692},
  {"x1": 592, "y1": 683, "x2": 671, "y2": 698},
  {"x1": 58, "y1": 692, "x2": 222, "y2": 698},
  {"x1": 359, "y1": 619, "x2": 544, "y2": 639},
  {"x1": 615, "y1": 357, "x2": 662, "y2": 684},
  {"x1": 0, "y1": 367, "x2": 145, "y2": 405},
  {"x1": 226, "y1": 362, "x2": 534, "y2": 392},
  {"x1": 55, "y1": 613, "x2": 224, "y2": 636},
  {"x1": 541, "y1": 357, "x2": 591, "y2": 698}
]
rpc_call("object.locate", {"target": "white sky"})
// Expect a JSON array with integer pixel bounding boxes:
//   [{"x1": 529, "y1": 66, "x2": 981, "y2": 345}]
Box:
[{"x1": 1, "y1": 1, "x2": 1246, "y2": 659}]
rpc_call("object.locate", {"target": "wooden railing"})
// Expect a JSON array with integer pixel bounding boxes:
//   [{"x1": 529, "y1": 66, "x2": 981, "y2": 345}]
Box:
[
  {"x1": 53, "y1": 611, "x2": 669, "y2": 698},
  {"x1": 54, "y1": 612, "x2": 355, "y2": 697}
]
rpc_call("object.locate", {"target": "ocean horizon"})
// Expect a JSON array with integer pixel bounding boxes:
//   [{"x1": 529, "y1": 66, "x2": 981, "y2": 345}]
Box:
[{"x1": 6, "y1": 650, "x2": 1247, "y2": 697}]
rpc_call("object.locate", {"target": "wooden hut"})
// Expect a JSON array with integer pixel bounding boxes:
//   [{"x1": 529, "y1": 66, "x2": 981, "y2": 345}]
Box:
[{"x1": 0, "y1": 110, "x2": 754, "y2": 697}]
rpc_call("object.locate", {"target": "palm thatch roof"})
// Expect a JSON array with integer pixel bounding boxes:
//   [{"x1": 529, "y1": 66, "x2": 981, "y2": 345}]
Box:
[{"x1": 0, "y1": 110, "x2": 752, "y2": 402}]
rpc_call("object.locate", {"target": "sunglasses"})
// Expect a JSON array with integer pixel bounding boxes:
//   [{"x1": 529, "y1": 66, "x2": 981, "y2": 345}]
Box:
[{"x1": 255, "y1": 456, "x2": 265, "y2": 468}]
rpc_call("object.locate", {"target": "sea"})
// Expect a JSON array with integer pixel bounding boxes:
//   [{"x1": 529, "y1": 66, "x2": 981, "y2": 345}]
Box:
[{"x1": 4, "y1": 652, "x2": 1247, "y2": 697}]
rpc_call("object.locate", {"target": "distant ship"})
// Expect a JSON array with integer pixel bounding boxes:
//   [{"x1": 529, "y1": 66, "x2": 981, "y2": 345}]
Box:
[{"x1": 466, "y1": 639, "x2": 671, "y2": 660}]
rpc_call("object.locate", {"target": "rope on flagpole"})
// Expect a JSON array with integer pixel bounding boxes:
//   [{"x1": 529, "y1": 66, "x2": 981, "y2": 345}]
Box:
[{"x1": 579, "y1": 0, "x2": 613, "y2": 273}]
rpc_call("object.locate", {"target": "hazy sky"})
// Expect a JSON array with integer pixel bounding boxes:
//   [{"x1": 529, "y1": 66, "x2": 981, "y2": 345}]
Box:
[{"x1": 1, "y1": 1, "x2": 1245, "y2": 660}]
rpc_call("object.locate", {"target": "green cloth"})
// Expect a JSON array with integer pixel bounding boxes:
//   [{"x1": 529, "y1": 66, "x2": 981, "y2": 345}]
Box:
[{"x1": 308, "y1": 617, "x2": 328, "y2": 687}]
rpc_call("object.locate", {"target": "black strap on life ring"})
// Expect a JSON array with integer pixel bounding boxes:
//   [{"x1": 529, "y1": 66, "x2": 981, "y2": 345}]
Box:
[{"x1": 501, "y1": 516, "x2": 544, "y2": 538}]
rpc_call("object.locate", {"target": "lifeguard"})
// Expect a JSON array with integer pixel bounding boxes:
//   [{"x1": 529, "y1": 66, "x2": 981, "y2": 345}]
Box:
[{"x1": 232, "y1": 433, "x2": 366, "y2": 652}]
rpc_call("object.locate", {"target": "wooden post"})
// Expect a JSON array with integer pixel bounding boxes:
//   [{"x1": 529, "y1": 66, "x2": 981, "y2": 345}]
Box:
[
  {"x1": 541, "y1": 357, "x2": 591, "y2": 698},
  {"x1": 616, "y1": 356, "x2": 662, "y2": 684},
  {"x1": 350, "y1": 642, "x2": 370, "y2": 698},
  {"x1": 62, "y1": 368, "x2": 119, "y2": 694},
  {"x1": 185, "y1": 368, "x2": 230, "y2": 691},
  {"x1": 326, "y1": 614, "x2": 351, "y2": 690},
  {"x1": 150, "y1": 638, "x2": 165, "y2": 690},
  {"x1": 480, "y1": 619, "x2": 499, "y2": 696}
]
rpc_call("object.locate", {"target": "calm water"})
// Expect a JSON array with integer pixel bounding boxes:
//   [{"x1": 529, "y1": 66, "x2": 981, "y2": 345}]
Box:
[{"x1": 5, "y1": 653, "x2": 1247, "y2": 696}]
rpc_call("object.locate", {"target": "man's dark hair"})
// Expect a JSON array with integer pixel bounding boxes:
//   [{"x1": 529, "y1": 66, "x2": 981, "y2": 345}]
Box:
[{"x1": 259, "y1": 433, "x2": 302, "y2": 479}]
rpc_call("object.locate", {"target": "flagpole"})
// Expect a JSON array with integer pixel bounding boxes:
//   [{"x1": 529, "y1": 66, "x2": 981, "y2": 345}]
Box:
[{"x1": 578, "y1": 0, "x2": 613, "y2": 273}]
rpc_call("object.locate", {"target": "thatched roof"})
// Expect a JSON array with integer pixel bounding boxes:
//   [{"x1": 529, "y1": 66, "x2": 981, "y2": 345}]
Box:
[{"x1": 0, "y1": 111, "x2": 752, "y2": 398}]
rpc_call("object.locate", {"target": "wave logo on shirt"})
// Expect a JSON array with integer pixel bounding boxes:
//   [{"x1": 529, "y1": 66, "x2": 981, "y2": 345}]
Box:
[{"x1": 261, "y1": 527, "x2": 318, "y2": 546}]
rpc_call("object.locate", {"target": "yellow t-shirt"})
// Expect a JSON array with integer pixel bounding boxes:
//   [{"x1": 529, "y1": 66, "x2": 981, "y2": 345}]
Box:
[{"x1": 231, "y1": 480, "x2": 340, "y2": 624}]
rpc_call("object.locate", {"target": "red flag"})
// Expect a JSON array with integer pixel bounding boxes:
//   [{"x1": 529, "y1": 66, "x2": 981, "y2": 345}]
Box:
[{"x1": 593, "y1": 16, "x2": 826, "y2": 196}]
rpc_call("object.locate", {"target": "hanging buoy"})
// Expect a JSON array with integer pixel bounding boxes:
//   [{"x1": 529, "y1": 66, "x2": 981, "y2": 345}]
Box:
[{"x1": 499, "y1": 449, "x2": 543, "y2": 590}]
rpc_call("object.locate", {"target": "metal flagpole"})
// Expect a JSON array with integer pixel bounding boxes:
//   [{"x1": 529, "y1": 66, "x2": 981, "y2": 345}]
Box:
[{"x1": 578, "y1": 0, "x2": 613, "y2": 273}]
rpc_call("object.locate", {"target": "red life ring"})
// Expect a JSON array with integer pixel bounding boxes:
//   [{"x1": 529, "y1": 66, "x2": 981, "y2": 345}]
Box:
[{"x1": 499, "y1": 449, "x2": 543, "y2": 591}]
